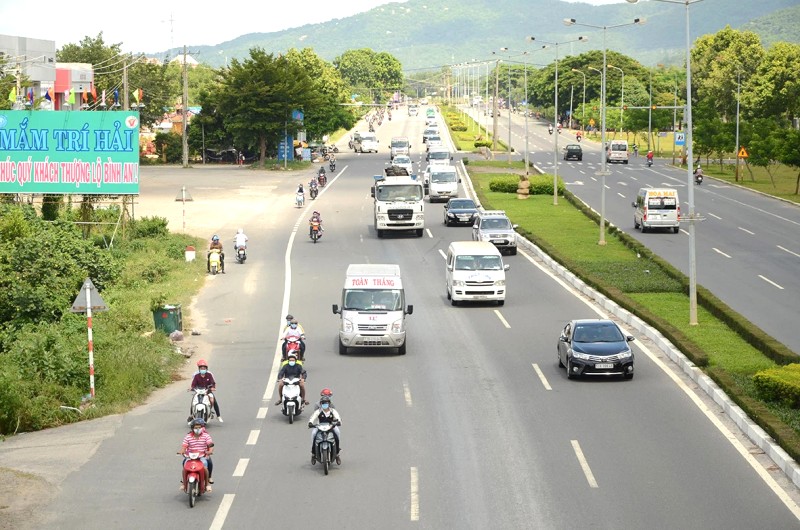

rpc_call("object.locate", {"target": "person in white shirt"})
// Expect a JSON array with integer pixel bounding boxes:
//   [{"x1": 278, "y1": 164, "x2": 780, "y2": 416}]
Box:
[
  {"x1": 281, "y1": 318, "x2": 306, "y2": 359},
  {"x1": 308, "y1": 396, "x2": 342, "y2": 464},
  {"x1": 233, "y1": 228, "x2": 248, "y2": 250}
]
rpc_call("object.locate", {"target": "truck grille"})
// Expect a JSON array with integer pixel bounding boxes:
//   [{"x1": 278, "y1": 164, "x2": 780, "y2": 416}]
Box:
[
  {"x1": 388, "y1": 209, "x2": 413, "y2": 221},
  {"x1": 358, "y1": 324, "x2": 388, "y2": 332}
]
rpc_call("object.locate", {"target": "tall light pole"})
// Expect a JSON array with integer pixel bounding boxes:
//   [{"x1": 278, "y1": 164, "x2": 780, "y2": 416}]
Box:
[
  {"x1": 572, "y1": 68, "x2": 587, "y2": 133},
  {"x1": 564, "y1": 17, "x2": 644, "y2": 245},
  {"x1": 607, "y1": 63, "x2": 625, "y2": 132},
  {"x1": 734, "y1": 69, "x2": 742, "y2": 182},
  {"x1": 627, "y1": 0, "x2": 704, "y2": 324},
  {"x1": 528, "y1": 36, "x2": 588, "y2": 205}
]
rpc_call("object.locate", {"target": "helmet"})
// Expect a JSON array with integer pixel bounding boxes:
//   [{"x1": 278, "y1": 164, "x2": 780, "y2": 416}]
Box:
[
  {"x1": 285, "y1": 314, "x2": 294, "y2": 320},
  {"x1": 212, "y1": 235, "x2": 219, "y2": 242},
  {"x1": 196, "y1": 359, "x2": 208, "y2": 368},
  {"x1": 697, "y1": 164, "x2": 701, "y2": 169},
  {"x1": 287, "y1": 352, "x2": 297, "y2": 360},
  {"x1": 320, "y1": 388, "x2": 333, "y2": 397},
  {"x1": 237, "y1": 228, "x2": 243, "y2": 234},
  {"x1": 190, "y1": 418, "x2": 206, "y2": 427},
  {"x1": 290, "y1": 319, "x2": 298, "y2": 325},
  {"x1": 313, "y1": 211, "x2": 320, "y2": 216},
  {"x1": 320, "y1": 396, "x2": 331, "y2": 404}
]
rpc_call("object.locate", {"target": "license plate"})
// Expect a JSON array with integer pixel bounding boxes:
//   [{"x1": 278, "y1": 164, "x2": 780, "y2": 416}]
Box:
[
  {"x1": 458, "y1": 216, "x2": 470, "y2": 220},
  {"x1": 595, "y1": 363, "x2": 614, "y2": 369},
  {"x1": 491, "y1": 239, "x2": 507, "y2": 244}
]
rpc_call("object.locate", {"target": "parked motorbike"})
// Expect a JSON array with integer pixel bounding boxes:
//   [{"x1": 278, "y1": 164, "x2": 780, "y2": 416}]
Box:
[
  {"x1": 310, "y1": 422, "x2": 340, "y2": 475},
  {"x1": 235, "y1": 245, "x2": 247, "y2": 264},
  {"x1": 181, "y1": 452, "x2": 209, "y2": 507},
  {"x1": 281, "y1": 377, "x2": 304, "y2": 424},
  {"x1": 189, "y1": 388, "x2": 213, "y2": 424},
  {"x1": 295, "y1": 191, "x2": 305, "y2": 207},
  {"x1": 310, "y1": 220, "x2": 322, "y2": 243},
  {"x1": 208, "y1": 250, "x2": 222, "y2": 275}
]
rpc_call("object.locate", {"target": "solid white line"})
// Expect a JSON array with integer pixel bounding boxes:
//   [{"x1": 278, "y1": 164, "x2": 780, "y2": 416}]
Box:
[
  {"x1": 738, "y1": 226, "x2": 755, "y2": 235},
  {"x1": 708, "y1": 212, "x2": 722, "y2": 220},
  {"x1": 403, "y1": 381, "x2": 413, "y2": 407},
  {"x1": 256, "y1": 407, "x2": 268, "y2": 419},
  {"x1": 712, "y1": 248, "x2": 732, "y2": 259},
  {"x1": 493, "y1": 309, "x2": 511, "y2": 328},
  {"x1": 759, "y1": 275, "x2": 784, "y2": 290},
  {"x1": 209, "y1": 493, "x2": 235, "y2": 530},
  {"x1": 426, "y1": 228, "x2": 433, "y2": 238},
  {"x1": 232, "y1": 458, "x2": 249, "y2": 477},
  {"x1": 571, "y1": 440, "x2": 599, "y2": 488},
  {"x1": 531, "y1": 363, "x2": 552, "y2": 390},
  {"x1": 410, "y1": 467, "x2": 420, "y2": 521},
  {"x1": 438, "y1": 248, "x2": 447, "y2": 260},
  {"x1": 778, "y1": 245, "x2": 800, "y2": 259},
  {"x1": 246, "y1": 430, "x2": 260, "y2": 445}
]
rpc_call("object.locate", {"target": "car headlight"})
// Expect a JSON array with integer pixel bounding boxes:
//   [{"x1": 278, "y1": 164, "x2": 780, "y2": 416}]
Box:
[
  {"x1": 376, "y1": 214, "x2": 387, "y2": 221},
  {"x1": 618, "y1": 349, "x2": 632, "y2": 358},
  {"x1": 446, "y1": 212, "x2": 456, "y2": 218},
  {"x1": 480, "y1": 234, "x2": 491, "y2": 241},
  {"x1": 572, "y1": 351, "x2": 591, "y2": 360},
  {"x1": 391, "y1": 319, "x2": 403, "y2": 333},
  {"x1": 343, "y1": 319, "x2": 353, "y2": 333},
  {"x1": 494, "y1": 279, "x2": 505, "y2": 286},
  {"x1": 452, "y1": 280, "x2": 465, "y2": 287},
  {"x1": 415, "y1": 214, "x2": 424, "y2": 221}
]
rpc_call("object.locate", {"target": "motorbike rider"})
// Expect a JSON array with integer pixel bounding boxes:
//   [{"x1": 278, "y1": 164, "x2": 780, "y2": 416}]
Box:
[
  {"x1": 646, "y1": 150, "x2": 654, "y2": 165},
  {"x1": 329, "y1": 154, "x2": 336, "y2": 171},
  {"x1": 548, "y1": 124, "x2": 554, "y2": 134},
  {"x1": 576, "y1": 131, "x2": 582, "y2": 142},
  {"x1": 309, "y1": 177, "x2": 319, "y2": 193},
  {"x1": 275, "y1": 352, "x2": 308, "y2": 406},
  {"x1": 694, "y1": 164, "x2": 704, "y2": 182},
  {"x1": 233, "y1": 228, "x2": 248, "y2": 253},
  {"x1": 309, "y1": 210, "x2": 324, "y2": 238},
  {"x1": 180, "y1": 418, "x2": 215, "y2": 490},
  {"x1": 188, "y1": 359, "x2": 222, "y2": 423},
  {"x1": 308, "y1": 395, "x2": 342, "y2": 464},
  {"x1": 281, "y1": 318, "x2": 306, "y2": 359},
  {"x1": 207, "y1": 235, "x2": 225, "y2": 274}
]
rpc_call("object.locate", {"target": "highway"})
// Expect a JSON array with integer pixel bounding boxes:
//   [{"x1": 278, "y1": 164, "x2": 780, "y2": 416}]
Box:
[
  {"x1": 479, "y1": 108, "x2": 800, "y2": 355},
  {"x1": 19, "y1": 108, "x2": 800, "y2": 529}
]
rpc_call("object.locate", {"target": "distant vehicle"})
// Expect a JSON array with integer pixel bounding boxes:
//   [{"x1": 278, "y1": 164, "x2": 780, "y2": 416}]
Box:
[
  {"x1": 443, "y1": 198, "x2": 478, "y2": 226},
  {"x1": 563, "y1": 144, "x2": 583, "y2": 161},
  {"x1": 445, "y1": 241, "x2": 509, "y2": 307},
  {"x1": 390, "y1": 137, "x2": 411, "y2": 160},
  {"x1": 408, "y1": 104, "x2": 418, "y2": 116},
  {"x1": 353, "y1": 131, "x2": 379, "y2": 153},
  {"x1": 471, "y1": 210, "x2": 518, "y2": 255},
  {"x1": 426, "y1": 135, "x2": 443, "y2": 151},
  {"x1": 632, "y1": 188, "x2": 681, "y2": 233},
  {"x1": 391, "y1": 154, "x2": 414, "y2": 175},
  {"x1": 557, "y1": 319, "x2": 635, "y2": 380},
  {"x1": 424, "y1": 165, "x2": 459, "y2": 203},
  {"x1": 606, "y1": 139, "x2": 629, "y2": 164},
  {"x1": 420, "y1": 97, "x2": 429, "y2": 105},
  {"x1": 422, "y1": 128, "x2": 438, "y2": 144}
]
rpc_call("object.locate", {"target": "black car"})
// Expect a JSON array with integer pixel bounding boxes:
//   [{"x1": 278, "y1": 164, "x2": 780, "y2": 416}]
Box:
[
  {"x1": 443, "y1": 198, "x2": 478, "y2": 226},
  {"x1": 563, "y1": 144, "x2": 583, "y2": 161},
  {"x1": 557, "y1": 319, "x2": 635, "y2": 379}
]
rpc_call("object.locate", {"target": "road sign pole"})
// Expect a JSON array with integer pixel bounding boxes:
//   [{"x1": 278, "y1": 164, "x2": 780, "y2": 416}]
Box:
[{"x1": 85, "y1": 282, "x2": 96, "y2": 398}]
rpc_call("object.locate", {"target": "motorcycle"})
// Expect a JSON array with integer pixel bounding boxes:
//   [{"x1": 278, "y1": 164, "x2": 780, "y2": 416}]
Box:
[
  {"x1": 189, "y1": 387, "x2": 213, "y2": 424},
  {"x1": 281, "y1": 377, "x2": 304, "y2": 424},
  {"x1": 310, "y1": 220, "x2": 322, "y2": 244},
  {"x1": 295, "y1": 191, "x2": 305, "y2": 207},
  {"x1": 694, "y1": 171, "x2": 703, "y2": 185},
  {"x1": 208, "y1": 250, "x2": 222, "y2": 275},
  {"x1": 235, "y1": 245, "x2": 247, "y2": 264},
  {"x1": 647, "y1": 158, "x2": 653, "y2": 168},
  {"x1": 548, "y1": 127, "x2": 554, "y2": 135},
  {"x1": 310, "y1": 184, "x2": 319, "y2": 200},
  {"x1": 329, "y1": 160, "x2": 336, "y2": 172},
  {"x1": 181, "y1": 451, "x2": 209, "y2": 507},
  {"x1": 283, "y1": 336, "x2": 304, "y2": 360},
  {"x1": 576, "y1": 135, "x2": 582, "y2": 142},
  {"x1": 310, "y1": 422, "x2": 340, "y2": 475},
  {"x1": 318, "y1": 173, "x2": 327, "y2": 187}
]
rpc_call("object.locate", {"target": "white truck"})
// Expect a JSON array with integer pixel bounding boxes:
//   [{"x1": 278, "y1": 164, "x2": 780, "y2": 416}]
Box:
[
  {"x1": 332, "y1": 264, "x2": 413, "y2": 355},
  {"x1": 372, "y1": 167, "x2": 425, "y2": 238}
]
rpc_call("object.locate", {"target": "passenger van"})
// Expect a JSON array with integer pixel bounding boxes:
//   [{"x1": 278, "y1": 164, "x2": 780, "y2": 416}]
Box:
[
  {"x1": 390, "y1": 136, "x2": 410, "y2": 160},
  {"x1": 424, "y1": 164, "x2": 459, "y2": 202},
  {"x1": 426, "y1": 147, "x2": 452, "y2": 166},
  {"x1": 332, "y1": 264, "x2": 413, "y2": 355},
  {"x1": 606, "y1": 140, "x2": 629, "y2": 164},
  {"x1": 445, "y1": 241, "x2": 509, "y2": 306},
  {"x1": 353, "y1": 131, "x2": 379, "y2": 153},
  {"x1": 632, "y1": 188, "x2": 681, "y2": 233}
]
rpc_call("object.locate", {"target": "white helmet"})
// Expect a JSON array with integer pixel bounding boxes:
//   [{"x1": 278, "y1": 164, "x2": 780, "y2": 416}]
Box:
[{"x1": 237, "y1": 228, "x2": 243, "y2": 234}]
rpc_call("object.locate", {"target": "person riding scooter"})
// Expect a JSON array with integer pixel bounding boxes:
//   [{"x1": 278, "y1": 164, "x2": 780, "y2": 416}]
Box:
[
  {"x1": 281, "y1": 318, "x2": 306, "y2": 359},
  {"x1": 548, "y1": 124, "x2": 554, "y2": 135},
  {"x1": 694, "y1": 164, "x2": 704, "y2": 184},
  {"x1": 308, "y1": 396, "x2": 342, "y2": 465},
  {"x1": 309, "y1": 210, "x2": 324, "y2": 239},
  {"x1": 646, "y1": 150, "x2": 654, "y2": 167},
  {"x1": 207, "y1": 235, "x2": 224, "y2": 274},
  {"x1": 329, "y1": 154, "x2": 336, "y2": 172}
]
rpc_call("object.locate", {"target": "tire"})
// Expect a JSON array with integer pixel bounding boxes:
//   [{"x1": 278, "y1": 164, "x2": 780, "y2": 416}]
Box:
[
  {"x1": 641, "y1": 224, "x2": 648, "y2": 233},
  {"x1": 633, "y1": 218, "x2": 640, "y2": 230},
  {"x1": 446, "y1": 288, "x2": 451, "y2": 300},
  {"x1": 509, "y1": 247, "x2": 517, "y2": 256},
  {"x1": 416, "y1": 229, "x2": 424, "y2": 237},
  {"x1": 451, "y1": 298, "x2": 458, "y2": 307},
  {"x1": 566, "y1": 358, "x2": 576, "y2": 380},
  {"x1": 624, "y1": 160, "x2": 628, "y2": 165},
  {"x1": 398, "y1": 342, "x2": 407, "y2": 356},
  {"x1": 338, "y1": 341, "x2": 347, "y2": 355},
  {"x1": 288, "y1": 405, "x2": 294, "y2": 424},
  {"x1": 189, "y1": 481, "x2": 197, "y2": 508},
  {"x1": 497, "y1": 300, "x2": 505, "y2": 306},
  {"x1": 323, "y1": 448, "x2": 330, "y2": 475},
  {"x1": 377, "y1": 229, "x2": 384, "y2": 238},
  {"x1": 624, "y1": 373, "x2": 634, "y2": 380},
  {"x1": 673, "y1": 226, "x2": 679, "y2": 234},
  {"x1": 558, "y1": 351, "x2": 565, "y2": 368}
]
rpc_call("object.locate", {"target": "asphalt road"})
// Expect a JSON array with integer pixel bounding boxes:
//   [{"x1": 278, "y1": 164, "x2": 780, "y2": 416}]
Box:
[
  {"x1": 479, "y1": 107, "x2": 800, "y2": 355},
  {"x1": 4, "y1": 109, "x2": 800, "y2": 529}
]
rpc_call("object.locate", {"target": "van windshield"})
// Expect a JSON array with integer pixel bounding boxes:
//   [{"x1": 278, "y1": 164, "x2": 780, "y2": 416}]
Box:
[
  {"x1": 611, "y1": 143, "x2": 628, "y2": 152},
  {"x1": 429, "y1": 171, "x2": 457, "y2": 183},
  {"x1": 376, "y1": 184, "x2": 423, "y2": 201},
  {"x1": 343, "y1": 289, "x2": 403, "y2": 311},
  {"x1": 429, "y1": 152, "x2": 450, "y2": 160},
  {"x1": 391, "y1": 140, "x2": 409, "y2": 148},
  {"x1": 455, "y1": 255, "x2": 503, "y2": 271}
]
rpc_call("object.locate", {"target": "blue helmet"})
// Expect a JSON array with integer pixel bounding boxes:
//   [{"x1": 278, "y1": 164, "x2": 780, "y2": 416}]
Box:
[
  {"x1": 191, "y1": 418, "x2": 206, "y2": 427},
  {"x1": 212, "y1": 235, "x2": 219, "y2": 242}
]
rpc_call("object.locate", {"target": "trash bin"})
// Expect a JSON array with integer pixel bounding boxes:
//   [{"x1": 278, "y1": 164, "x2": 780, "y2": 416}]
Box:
[{"x1": 153, "y1": 304, "x2": 183, "y2": 334}]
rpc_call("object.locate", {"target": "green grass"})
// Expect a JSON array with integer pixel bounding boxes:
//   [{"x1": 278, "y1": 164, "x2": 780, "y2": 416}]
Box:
[
  {"x1": 441, "y1": 106, "x2": 507, "y2": 152},
  {"x1": 700, "y1": 163, "x2": 800, "y2": 204}
]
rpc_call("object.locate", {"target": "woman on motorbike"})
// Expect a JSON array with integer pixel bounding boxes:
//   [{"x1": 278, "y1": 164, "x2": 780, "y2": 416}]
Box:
[
  {"x1": 180, "y1": 418, "x2": 214, "y2": 490},
  {"x1": 308, "y1": 396, "x2": 342, "y2": 464}
]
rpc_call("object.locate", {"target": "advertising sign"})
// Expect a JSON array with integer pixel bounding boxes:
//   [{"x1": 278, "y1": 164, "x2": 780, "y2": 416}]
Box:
[{"x1": 0, "y1": 110, "x2": 140, "y2": 195}]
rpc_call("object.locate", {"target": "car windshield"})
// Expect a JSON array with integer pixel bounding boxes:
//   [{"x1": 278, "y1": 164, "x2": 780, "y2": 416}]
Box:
[
  {"x1": 573, "y1": 323, "x2": 625, "y2": 342},
  {"x1": 449, "y1": 200, "x2": 475, "y2": 209},
  {"x1": 394, "y1": 156, "x2": 411, "y2": 164},
  {"x1": 567, "y1": 146, "x2": 581, "y2": 151},
  {"x1": 430, "y1": 171, "x2": 457, "y2": 183},
  {"x1": 611, "y1": 144, "x2": 627, "y2": 152},
  {"x1": 429, "y1": 152, "x2": 449, "y2": 160},
  {"x1": 343, "y1": 289, "x2": 403, "y2": 311},
  {"x1": 481, "y1": 218, "x2": 511, "y2": 230},
  {"x1": 429, "y1": 136, "x2": 442, "y2": 143},
  {"x1": 455, "y1": 255, "x2": 502, "y2": 271},
  {"x1": 391, "y1": 140, "x2": 409, "y2": 148},
  {"x1": 376, "y1": 184, "x2": 423, "y2": 201}
]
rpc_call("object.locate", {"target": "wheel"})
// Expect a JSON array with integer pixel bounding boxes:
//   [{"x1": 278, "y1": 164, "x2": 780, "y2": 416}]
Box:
[
  {"x1": 323, "y1": 449, "x2": 330, "y2": 475},
  {"x1": 338, "y1": 341, "x2": 347, "y2": 355},
  {"x1": 189, "y1": 481, "x2": 197, "y2": 508},
  {"x1": 624, "y1": 373, "x2": 634, "y2": 380},
  {"x1": 398, "y1": 342, "x2": 407, "y2": 355},
  {"x1": 641, "y1": 224, "x2": 648, "y2": 233},
  {"x1": 673, "y1": 226, "x2": 679, "y2": 234},
  {"x1": 446, "y1": 288, "x2": 451, "y2": 300},
  {"x1": 624, "y1": 160, "x2": 628, "y2": 165},
  {"x1": 451, "y1": 298, "x2": 458, "y2": 307},
  {"x1": 313, "y1": 234, "x2": 318, "y2": 244},
  {"x1": 509, "y1": 247, "x2": 517, "y2": 256},
  {"x1": 558, "y1": 351, "x2": 565, "y2": 368},
  {"x1": 444, "y1": 218, "x2": 450, "y2": 226},
  {"x1": 566, "y1": 358, "x2": 576, "y2": 380},
  {"x1": 376, "y1": 229, "x2": 384, "y2": 238},
  {"x1": 497, "y1": 300, "x2": 505, "y2": 306},
  {"x1": 634, "y1": 218, "x2": 640, "y2": 230},
  {"x1": 289, "y1": 407, "x2": 294, "y2": 424},
  {"x1": 416, "y1": 229, "x2": 424, "y2": 237}
]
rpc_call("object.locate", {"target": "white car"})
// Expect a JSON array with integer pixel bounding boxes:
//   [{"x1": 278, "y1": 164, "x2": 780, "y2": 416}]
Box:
[
  {"x1": 391, "y1": 155, "x2": 414, "y2": 175},
  {"x1": 426, "y1": 135, "x2": 443, "y2": 151}
]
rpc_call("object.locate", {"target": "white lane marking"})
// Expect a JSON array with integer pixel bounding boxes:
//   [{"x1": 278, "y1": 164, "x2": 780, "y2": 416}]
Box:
[
  {"x1": 257, "y1": 407, "x2": 268, "y2": 419},
  {"x1": 617, "y1": 192, "x2": 626, "y2": 198},
  {"x1": 738, "y1": 226, "x2": 755, "y2": 235},
  {"x1": 209, "y1": 493, "x2": 235, "y2": 530},
  {"x1": 493, "y1": 309, "x2": 511, "y2": 328},
  {"x1": 712, "y1": 248, "x2": 732, "y2": 259},
  {"x1": 709, "y1": 212, "x2": 722, "y2": 220},
  {"x1": 778, "y1": 245, "x2": 800, "y2": 259},
  {"x1": 519, "y1": 245, "x2": 800, "y2": 515},
  {"x1": 531, "y1": 363, "x2": 552, "y2": 390},
  {"x1": 246, "y1": 430, "x2": 260, "y2": 445},
  {"x1": 759, "y1": 275, "x2": 785, "y2": 290},
  {"x1": 232, "y1": 458, "x2": 249, "y2": 477},
  {"x1": 680, "y1": 228, "x2": 690, "y2": 235},
  {"x1": 403, "y1": 381, "x2": 413, "y2": 407},
  {"x1": 426, "y1": 228, "x2": 434, "y2": 238},
  {"x1": 590, "y1": 176, "x2": 597, "y2": 182},
  {"x1": 410, "y1": 467, "x2": 420, "y2": 521},
  {"x1": 438, "y1": 248, "x2": 447, "y2": 260},
  {"x1": 571, "y1": 440, "x2": 599, "y2": 488},
  {"x1": 618, "y1": 181, "x2": 628, "y2": 186}
]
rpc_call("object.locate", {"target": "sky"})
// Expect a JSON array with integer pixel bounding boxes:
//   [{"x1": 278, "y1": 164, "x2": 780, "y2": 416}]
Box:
[{"x1": 0, "y1": 0, "x2": 625, "y2": 54}]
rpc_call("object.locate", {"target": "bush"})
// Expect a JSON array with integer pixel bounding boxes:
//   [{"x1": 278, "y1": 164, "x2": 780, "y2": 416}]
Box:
[
  {"x1": 489, "y1": 176, "x2": 520, "y2": 193},
  {"x1": 475, "y1": 140, "x2": 493, "y2": 149},
  {"x1": 753, "y1": 365, "x2": 800, "y2": 407},
  {"x1": 130, "y1": 216, "x2": 170, "y2": 239},
  {"x1": 451, "y1": 123, "x2": 467, "y2": 132}
]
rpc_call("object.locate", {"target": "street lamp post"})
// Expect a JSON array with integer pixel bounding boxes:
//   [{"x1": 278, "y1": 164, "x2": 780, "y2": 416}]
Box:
[
  {"x1": 607, "y1": 64, "x2": 625, "y2": 132},
  {"x1": 572, "y1": 68, "x2": 587, "y2": 133},
  {"x1": 627, "y1": 0, "x2": 704, "y2": 324},
  {"x1": 564, "y1": 16, "x2": 644, "y2": 245}
]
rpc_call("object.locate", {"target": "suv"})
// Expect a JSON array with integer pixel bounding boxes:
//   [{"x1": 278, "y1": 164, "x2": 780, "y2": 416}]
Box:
[
  {"x1": 563, "y1": 144, "x2": 583, "y2": 161},
  {"x1": 471, "y1": 210, "x2": 518, "y2": 255}
]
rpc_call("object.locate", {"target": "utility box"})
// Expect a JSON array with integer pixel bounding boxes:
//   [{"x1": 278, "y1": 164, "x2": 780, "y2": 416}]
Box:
[{"x1": 153, "y1": 304, "x2": 183, "y2": 333}]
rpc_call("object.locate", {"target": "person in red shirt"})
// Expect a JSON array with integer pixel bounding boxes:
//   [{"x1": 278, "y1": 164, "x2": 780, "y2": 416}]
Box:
[
  {"x1": 188, "y1": 359, "x2": 223, "y2": 423},
  {"x1": 179, "y1": 418, "x2": 214, "y2": 491}
]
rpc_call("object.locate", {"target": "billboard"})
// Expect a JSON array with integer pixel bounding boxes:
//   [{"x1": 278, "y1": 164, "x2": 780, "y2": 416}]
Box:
[{"x1": 0, "y1": 110, "x2": 140, "y2": 195}]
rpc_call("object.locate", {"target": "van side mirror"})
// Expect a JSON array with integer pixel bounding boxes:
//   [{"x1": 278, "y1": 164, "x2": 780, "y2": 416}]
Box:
[
  {"x1": 504, "y1": 264, "x2": 510, "y2": 271},
  {"x1": 458, "y1": 178, "x2": 462, "y2": 183},
  {"x1": 512, "y1": 224, "x2": 519, "y2": 229},
  {"x1": 406, "y1": 304, "x2": 414, "y2": 315},
  {"x1": 332, "y1": 304, "x2": 340, "y2": 314},
  {"x1": 371, "y1": 186, "x2": 375, "y2": 198}
]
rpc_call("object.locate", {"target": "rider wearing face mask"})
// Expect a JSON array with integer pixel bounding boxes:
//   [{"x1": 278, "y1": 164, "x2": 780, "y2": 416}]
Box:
[
  {"x1": 275, "y1": 352, "x2": 308, "y2": 406},
  {"x1": 180, "y1": 418, "x2": 215, "y2": 490},
  {"x1": 188, "y1": 359, "x2": 223, "y2": 423},
  {"x1": 281, "y1": 318, "x2": 306, "y2": 359},
  {"x1": 308, "y1": 395, "x2": 342, "y2": 464}
]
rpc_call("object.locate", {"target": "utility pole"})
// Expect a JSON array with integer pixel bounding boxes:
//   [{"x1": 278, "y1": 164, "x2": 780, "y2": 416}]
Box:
[
  {"x1": 492, "y1": 60, "x2": 500, "y2": 152},
  {"x1": 122, "y1": 60, "x2": 129, "y2": 111},
  {"x1": 182, "y1": 45, "x2": 189, "y2": 168}
]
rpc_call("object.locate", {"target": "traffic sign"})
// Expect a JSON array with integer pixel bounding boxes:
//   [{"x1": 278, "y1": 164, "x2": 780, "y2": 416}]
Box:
[
  {"x1": 738, "y1": 146, "x2": 749, "y2": 158},
  {"x1": 589, "y1": 118, "x2": 596, "y2": 126},
  {"x1": 71, "y1": 278, "x2": 108, "y2": 313},
  {"x1": 674, "y1": 131, "x2": 685, "y2": 146}
]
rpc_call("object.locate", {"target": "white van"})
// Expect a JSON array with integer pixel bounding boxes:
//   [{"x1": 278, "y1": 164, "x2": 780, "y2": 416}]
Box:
[
  {"x1": 425, "y1": 165, "x2": 460, "y2": 202},
  {"x1": 606, "y1": 140, "x2": 629, "y2": 164},
  {"x1": 426, "y1": 147, "x2": 452, "y2": 166},
  {"x1": 632, "y1": 188, "x2": 681, "y2": 233},
  {"x1": 332, "y1": 264, "x2": 413, "y2": 355},
  {"x1": 445, "y1": 241, "x2": 509, "y2": 306},
  {"x1": 353, "y1": 131, "x2": 379, "y2": 153},
  {"x1": 390, "y1": 136, "x2": 411, "y2": 160}
]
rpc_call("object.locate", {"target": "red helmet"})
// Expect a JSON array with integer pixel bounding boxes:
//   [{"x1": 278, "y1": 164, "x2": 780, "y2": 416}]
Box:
[
  {"x1": 320, "y1": 388, "x2": 333, "y2": 397},
  {"x1": 196, "y1": 359, "x2": 208, "y2": 368}
]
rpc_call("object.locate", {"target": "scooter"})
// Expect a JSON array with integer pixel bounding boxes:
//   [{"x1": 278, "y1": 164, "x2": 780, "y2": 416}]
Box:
[
  {"x1": 329, "y1": 160, "x2": 336, "y2": 172},
  {"x1": 318, "y1": 173, "x2": 327, "y2": 187},
  {"x1": 576, "y1": 135, "x2": 582, "y2": 142},
  {"x1": 208, "y1": 250, "x2": 222, "y2": 275},
  {"x1": 281, "y1": 377, "x2": 304, "y2": 424},
  {"x1": 188, "y1": 388, "x2": 213, "y2": 424},
  {"x1": 295, "y1": 191, "x2": 305, "y2": 207},
  {"x1": 181, "y1": 452, "x2": 209, "y2": 507},
  {"x1": 310, "y1": 220, "x2": 322, "y2": 244},
  {"x1": 235, "y1": 245, "x2": 247, "y2": 264},
  {"x1": 647, "y1": 158, "x2": 653, "y2": 168},
  {"x1": 694, "y1": 171, "x2": 703, "y2": 185},
  {"x1": 310, "y1": 422, "x2": 340, "y2": 475},
  {"x1": 310, "y1": 184, "x2": 318, "y2": 200},
  {"x1": 283, "y1": 336, "x2": 304, "y2": 360},
  {"x1": 548, "y1": 127, "x2": 554, "y2": 135}
]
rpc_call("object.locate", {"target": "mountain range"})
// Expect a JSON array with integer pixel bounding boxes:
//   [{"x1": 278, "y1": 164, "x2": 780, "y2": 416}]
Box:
[{"x1": 154, "y1": 0, "x2": 800, "y2": 71}]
